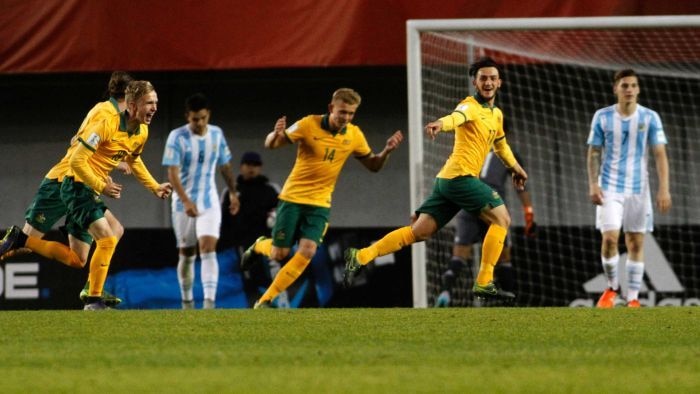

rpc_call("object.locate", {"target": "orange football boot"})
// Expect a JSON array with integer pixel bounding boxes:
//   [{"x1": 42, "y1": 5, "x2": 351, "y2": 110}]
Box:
[
  {"x1": 596, "y1": 287, "x2": 618, "y2": 308},
  {"x1": 627, "y1": 299, "x2": 641, "y2": 308}
]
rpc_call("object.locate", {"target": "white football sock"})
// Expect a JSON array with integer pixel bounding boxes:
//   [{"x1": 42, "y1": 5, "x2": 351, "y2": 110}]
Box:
[
  {"x1": 601, "y1": 254, "x2": 619, "y2": 290},
  {"x1": 201, "y1": 252, "x2": 219, "y2": 302},
  {"x1": 177, "y1": 254, "x2": 196, "y2": 301},
  {"x1": 626, "y1": 260, "x2": 645, "y2": 301}
]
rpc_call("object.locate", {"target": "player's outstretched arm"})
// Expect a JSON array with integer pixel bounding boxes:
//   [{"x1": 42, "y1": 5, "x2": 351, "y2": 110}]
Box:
[
  {"x1": 129, "y1": 156, "x2": 168, "y2": 199},
  {"x1": 424, "y1": 121, "x2": 443, "y2": 140},
  {"x1": 359, "y1": 130, "x2": 404, "y2": 172},
  {"x1": 154, "y1": 182, "x2": 173, "y2": 199},
  {"x1": 265, "y1": 116, "x2": 291, "y2": 149}
]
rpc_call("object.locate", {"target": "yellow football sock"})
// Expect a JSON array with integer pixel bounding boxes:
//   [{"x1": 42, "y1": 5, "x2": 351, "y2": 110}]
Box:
[
  {"x1": 476, "y1": 224, "x2": 507, "y2": 286},
  {"x1": 357, "y1": 226, "x2": 416, "y2": 265},
  {"x1": 25, "y1": 236, "x2": 84, "y2": 269},
  {"x1": 259, "y1": 252, "x2": 311, "y2": 302},
  {"x1": 88, "y1": 236, "x2": 118, "y2": 297},
  {"x1": 253, "y1": 238, "x2": 273, "y2": 257}
]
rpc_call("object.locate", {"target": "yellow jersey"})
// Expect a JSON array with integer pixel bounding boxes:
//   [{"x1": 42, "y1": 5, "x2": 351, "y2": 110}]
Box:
[
  {"x1": 279, "y1": 114, "x2": 372, "y2": 208},
  {"x1": 45, "y1": 98, "x2": 120, "y2": 182},
  {"x1": 70, "y1": 110, "x2": 158, "y2": 194},
  {"x1": 437, "y1": 96, "x2": 516, "y2": 179}
]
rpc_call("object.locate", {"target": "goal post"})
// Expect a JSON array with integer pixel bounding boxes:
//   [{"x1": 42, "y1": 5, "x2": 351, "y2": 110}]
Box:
[{"x1": 407, "y1": 15, "x2": 700, "y2": 308}]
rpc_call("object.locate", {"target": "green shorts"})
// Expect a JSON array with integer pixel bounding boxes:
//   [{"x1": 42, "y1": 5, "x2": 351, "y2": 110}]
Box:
[
  {"x1": 416, "y1": 176, "x2": 504, "y2": 229},
  {"x1": 271, "y1": 200, "x2": 330, "y2": 248},
  {"x1": 25, "y1": 178, "x2": 92, "y2": 242},
  {"x1": 60, "y1": 177, "x2": 106, "y2": 244},
  {"x1": 24, "y1": 178, "x2": 66, "y2": 233}
]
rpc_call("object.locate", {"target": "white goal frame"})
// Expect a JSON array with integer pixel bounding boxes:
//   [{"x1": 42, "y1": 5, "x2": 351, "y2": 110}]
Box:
[{"x1": 406, "y1": 15, "x2": 700, "y2": 308}]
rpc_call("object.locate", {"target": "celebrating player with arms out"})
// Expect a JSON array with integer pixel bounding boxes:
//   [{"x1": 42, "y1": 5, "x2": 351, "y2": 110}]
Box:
[
  {"x1": 343, "y1": 57, "x2": 527, "y2": 301},
  {"x1": 240, "y1": 88, "x2": 403, "y2": 308}
]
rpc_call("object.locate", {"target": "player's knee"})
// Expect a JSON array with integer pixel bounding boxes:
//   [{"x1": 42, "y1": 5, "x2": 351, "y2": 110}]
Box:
[
  {"x1": 297, "y1": 243, "x2": 317, "y2": 260},
  {"x1": 487, "y1": 208, "x2": 511, "y2": 228},
  {"x1": 198, "y1": 236, "x2": 218, "y2": 254},
  {"x1": 412, "y1": 216, "x2": 437, "y2": 241},
  {"x1": 498, "y1": 212, "x2": 512, "y2": 228},
  {"x1": 77, "y1": 254, "x2": 88, "y2": 267},
  {"x1": 626, "y1": 242, "x2": 643, "y2": 256},
  {"x1": 270, "y1": 248, "x2": 290, "y2": 261},
  {"x1": 112, "y1": 222, "x2": 125, "y2": 240},
  {"x1": 601, "y1": 234, "x2": 617, "y2": 248}
]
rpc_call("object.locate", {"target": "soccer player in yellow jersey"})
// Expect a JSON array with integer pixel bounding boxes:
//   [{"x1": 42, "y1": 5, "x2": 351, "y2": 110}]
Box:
[
  {"x1": 1, "y1": 80, "x2": 172, "y2": 310},
  {"x1": 0, "y1": 71, "x2": 133, "y2": 306},
  {"x1": 240, "y1": 88, "x2": 404, "y2": 308},
  {"x1": 343, "y1": 57, "x2": 528, "y2": 301}
]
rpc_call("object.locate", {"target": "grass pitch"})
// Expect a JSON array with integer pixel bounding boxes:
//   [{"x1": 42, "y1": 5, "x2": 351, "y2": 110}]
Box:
[{"x1": 0, "y1": 307, "x2": 698, "y2": 393}]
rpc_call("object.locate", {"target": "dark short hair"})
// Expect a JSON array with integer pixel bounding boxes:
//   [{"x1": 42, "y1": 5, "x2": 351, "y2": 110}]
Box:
[
  {"x1": 107, "y1": 71, "x2": 134, "y2": 100},
  {"x1": 468, "y1": 57, "x2": 502, "y2": 79},
  {"x1": 613, "y1": 69, "x2": 637, "y2": 85},
  {"x1": 185, "y1": 93, "x2": 210, "y2": 113}
]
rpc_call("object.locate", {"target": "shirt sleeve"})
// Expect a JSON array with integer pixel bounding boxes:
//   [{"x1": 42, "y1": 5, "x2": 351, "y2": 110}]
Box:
[
  {"x1": 69, "y1": 143, "x2": 106, "y2": 194},
  {"x1": 217, "y1": 129, "x2": 232, "y2": 165},
  {"x1": 648, "y1": 110, "x2": 668, "y2": 146},
  {"x1": 130, "y1": 156, "x2": 160, "y2": 193},
  {"x1": 162, "y1": 130, "x2": 182, "y2": 166},
  {"x1": 493, "y1": 121, "x2": 517, "y2": 169},
  {"x1": 352, "y1": 128, "x2": 372, "y2": 158},
  {"x1": 439, "y1": 102, "x2": 471, "y2": 131},
  {"x1": 70, "y1": 117, "x2": 112, "y2": 193},
  {"x1": 587, "y1": 110, "x2": 605, "y2": 146},
  {"x1": 285, "y1": 118, "x2": 306, "y2": 143}
]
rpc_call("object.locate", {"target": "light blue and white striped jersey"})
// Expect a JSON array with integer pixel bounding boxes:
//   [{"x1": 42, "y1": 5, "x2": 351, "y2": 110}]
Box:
[
  {"x1": 162, "y1": 124, "x2": 232, "y2": 212},
  {"x1": 587, "y1": 104, "x2": 667, "y2": 195}
]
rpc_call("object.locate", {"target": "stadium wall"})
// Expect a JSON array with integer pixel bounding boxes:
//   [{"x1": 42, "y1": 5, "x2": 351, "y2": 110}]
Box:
[{"x1": 1, "y1": 1, "x2": 695, "y2": 73}]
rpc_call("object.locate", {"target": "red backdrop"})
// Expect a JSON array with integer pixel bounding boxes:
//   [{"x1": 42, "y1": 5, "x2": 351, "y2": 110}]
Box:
[{"x1": 1, "y1": 0, "x2": 697, "y2": 73}]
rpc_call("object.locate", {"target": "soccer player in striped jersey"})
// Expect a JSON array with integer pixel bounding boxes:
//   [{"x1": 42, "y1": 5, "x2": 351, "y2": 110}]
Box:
[
  {"x1": 239, "y1": 88, "x2": 404, "y2": 309},
  {"x1": 343, "y1": 57, "x2": 527, "y2": 300},
  {"x1": 162, "y1": 93, "x2": 239, "y2": 309},
  {"x1": 587, "y1": 69, "x2": 671, "y2": 308},
  {"x1": 0, "y1": 71, "x2": 133, "y2": 306}
]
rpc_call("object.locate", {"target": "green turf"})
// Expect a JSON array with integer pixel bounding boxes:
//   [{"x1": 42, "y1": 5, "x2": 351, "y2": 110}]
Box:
[{"x1": 0, "y1": 308, "x2": 698, "y2": 393}]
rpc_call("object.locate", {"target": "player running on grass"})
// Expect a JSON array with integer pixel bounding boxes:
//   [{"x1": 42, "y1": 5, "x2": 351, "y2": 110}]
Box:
[
  {"x1": 239, "y1": 88, "x2": 403, "y2": 309},
  {"x1": 0, "y1": 71, "x2": 133, "y2": 307},
  {"x1": 343, "y1": 57, "x2": 527, "y2": 301},
  {"x1": 1, "y1": 80, "x2": 172, "y2": 310}
]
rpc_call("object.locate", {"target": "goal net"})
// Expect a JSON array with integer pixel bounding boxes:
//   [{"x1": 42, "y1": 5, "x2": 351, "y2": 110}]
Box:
[{"x1": 407, "y1": 16, "x2": 700, "y2": 308}]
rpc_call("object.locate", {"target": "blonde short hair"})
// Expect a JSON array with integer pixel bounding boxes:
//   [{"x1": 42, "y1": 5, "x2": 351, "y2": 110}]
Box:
[
  {"x1": 332, "y1": 88, "x2": 361, "y2": 106},
  {"x1": 125, "y1": 80, "x2": 155, "y2": 103}
]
